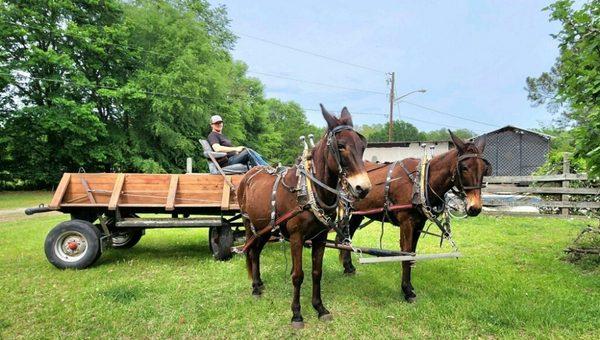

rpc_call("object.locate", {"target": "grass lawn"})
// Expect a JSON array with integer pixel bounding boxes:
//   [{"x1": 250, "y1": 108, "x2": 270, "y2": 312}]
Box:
[
  {"x1": 0, "y1": 191, "x2": 53, "y2": 210},
  {"x1": 0, "y1": 195, "x2": 598, "y2": 338}
]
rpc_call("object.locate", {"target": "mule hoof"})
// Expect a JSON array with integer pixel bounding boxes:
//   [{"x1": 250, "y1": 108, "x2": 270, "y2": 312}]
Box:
[
  {"x1": 252, "y1": 293, "x2": 262, "y2": 299},
  {"x1": 405, "y1": 296, "x2": 416, "y2": 303},
  {"x1": 318, "y1": 313, "x2": 333, "y2": 322},
  {"x1": 291, "y1": 321, "x2": 305, "y2": 329},
  {"x1": 343, "y1": 268, "x2": 356, "y2": 276}
]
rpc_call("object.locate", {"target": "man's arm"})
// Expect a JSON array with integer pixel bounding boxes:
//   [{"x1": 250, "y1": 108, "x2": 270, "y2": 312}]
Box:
[{"x1": 212, "y1": 144, "x2": 244, "y2": 153}]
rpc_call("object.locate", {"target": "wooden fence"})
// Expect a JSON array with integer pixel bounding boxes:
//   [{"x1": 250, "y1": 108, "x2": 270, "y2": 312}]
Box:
[{"x1": 482, "y1": 154, "x2": 599, "y2": 216}]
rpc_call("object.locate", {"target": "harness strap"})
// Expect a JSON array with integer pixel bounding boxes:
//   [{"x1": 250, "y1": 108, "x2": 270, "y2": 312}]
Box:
[{"x1": 269, "y1": 172, "x2": 284, "y2": 230}]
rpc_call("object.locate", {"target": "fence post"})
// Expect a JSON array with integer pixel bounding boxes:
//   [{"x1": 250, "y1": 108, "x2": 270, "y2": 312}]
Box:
[
  {"x1": 186, "y1": 157, "x2": 193, "y2": 174},
  {"x1": 562, "y1": 153, "x2": 570, "y2": 216}
]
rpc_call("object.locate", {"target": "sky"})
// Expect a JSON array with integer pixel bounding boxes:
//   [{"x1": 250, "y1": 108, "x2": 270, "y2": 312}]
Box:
[{"x1": 208, "y1": 0, "x2": 561, "y2": 134}]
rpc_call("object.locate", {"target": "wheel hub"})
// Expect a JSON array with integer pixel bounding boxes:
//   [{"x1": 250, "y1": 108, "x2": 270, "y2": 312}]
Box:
[{"x1": 55, "y1": 231, "x2": 88, "y2": 262}]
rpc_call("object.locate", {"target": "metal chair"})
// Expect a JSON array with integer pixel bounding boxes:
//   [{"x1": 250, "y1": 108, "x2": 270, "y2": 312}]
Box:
[{"x1": 199, "y1": 139, "x2": 248, "y2": 175}]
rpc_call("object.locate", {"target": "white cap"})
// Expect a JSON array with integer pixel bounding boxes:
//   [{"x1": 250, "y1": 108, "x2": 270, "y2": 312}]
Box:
[{"x1": 210, "y1": 115, "x2": 223, "y2": 124}]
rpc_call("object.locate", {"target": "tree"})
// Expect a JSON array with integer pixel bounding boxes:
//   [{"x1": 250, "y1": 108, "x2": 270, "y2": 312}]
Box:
[
  {"x1": 264, "y1": 98, "x2": 323, "y2": 165},
  {"x1": 526, "y1": 0, "x2": 600, "y2": 176},
  {"x1": 0, "y1": 0, "x2": 133, "y2": 187},
  {"x1": 422, "y1": 128, "x2": 475, "y2": 141},
  {"x1": 366, "y1": 120, "x2": 425, "y2": 142}
]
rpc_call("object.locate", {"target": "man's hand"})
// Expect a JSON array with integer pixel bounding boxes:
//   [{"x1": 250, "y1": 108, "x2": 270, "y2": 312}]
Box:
[{"x1": 236, "y1": 146, "x2": 245, "y2": 152}]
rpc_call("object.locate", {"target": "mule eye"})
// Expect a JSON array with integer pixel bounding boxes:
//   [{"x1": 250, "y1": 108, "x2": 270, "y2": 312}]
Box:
[{"x1": 338, "y1": 144, "x2": 346, "y2": 150}]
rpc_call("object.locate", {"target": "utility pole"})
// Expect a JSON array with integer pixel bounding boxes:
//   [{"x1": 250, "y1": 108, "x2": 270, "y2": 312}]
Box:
[{"x1": 388, "y1": 72, "x2": 395, "y2": 142}]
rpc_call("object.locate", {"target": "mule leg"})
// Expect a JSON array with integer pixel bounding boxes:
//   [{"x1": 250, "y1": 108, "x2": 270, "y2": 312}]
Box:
[
  {"x1": 311, "y1": 232, "x2": 332, "y2": 321},
  {"x1": 289, "y1": 233, "x2": 305, "y2": 328},
  {"x1": 244, "y1": 221, "x2": 268, "y2": 297},
  {"x1": 399, "y1": 216, "x2": 417, "y2": 302},
  {"x1": 254, "y1": 234, "x2": 269, "y2": 293},
  {"x1": 338, "y1": 214, "x2": 363, "y2": 275}
]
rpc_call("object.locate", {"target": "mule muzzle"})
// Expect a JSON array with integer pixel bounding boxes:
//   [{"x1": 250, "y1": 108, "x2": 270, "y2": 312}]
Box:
[
  {"x1": 346, "y1": 173, "x2": 371, "y2": 199},
  {"x1": 465, "y1": 192, "x2": 482, "y2": 216}
]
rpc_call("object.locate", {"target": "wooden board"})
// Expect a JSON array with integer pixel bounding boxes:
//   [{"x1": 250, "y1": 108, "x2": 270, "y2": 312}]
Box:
[
  {"x1": 49, "y1": 173, "x2": 71, "y2": 209},
  {"x1": 484, "y1": 173, "x2": 588, "y2": 184},
  {"x1": 108, "y1": 174, "x2": 125, "y2": 210},
  {"x1": 165, "y1": 175, "x2": 179, "y2": 211},
  {"x1": 55, "y1": 173, "x2": 244, "y2": 211},
  {"x1": 484, "y1": 185, "x2": 600, "y2": 195}
]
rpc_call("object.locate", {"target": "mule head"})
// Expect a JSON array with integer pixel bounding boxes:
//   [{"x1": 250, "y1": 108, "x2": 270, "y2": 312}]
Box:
[
  {"x1": 449, "y1": 130, "x2": 491, "y2": 216},
  {"x1": 320, "y1": 104, "x2": 371, "y2": 199}
]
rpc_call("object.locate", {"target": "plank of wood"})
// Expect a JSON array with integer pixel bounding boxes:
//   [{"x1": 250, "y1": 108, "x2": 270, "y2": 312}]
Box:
[
  {"x1": 562, "y1": 153, "x2": 570, "y2": 216},
  {"x1": 482, "y1": 211, "x2": 590, "y2": 219},
  {"x1": 108, "y1": 174, "x2": 125, "y2": 210},
  {"x1": 80, "y1": 177, "x2": 96, "y2": 204},
  {"x1": 165, "y1": 175, "x2": 179, "y2": 211},
  {"x1": 484, "y1": 173, "x2": 588, "y2": 184},
  {"x1": 483, "y1": 185, "x2": 600, "y2": 195},
  {"x1": 221, "y1": 176, "x2": 231, "y2": 210},
  {"x1": 49, "y1": 173, "x2": 71, "y2": 209},
  {"x1": 484, "y1": 200, "x2": 600, "y2": 209}
]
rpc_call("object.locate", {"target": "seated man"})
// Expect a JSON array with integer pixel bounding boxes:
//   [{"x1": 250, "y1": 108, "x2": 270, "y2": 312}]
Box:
[{"x1": 207, "y1": 115, "x2": 269, "y2": 168}]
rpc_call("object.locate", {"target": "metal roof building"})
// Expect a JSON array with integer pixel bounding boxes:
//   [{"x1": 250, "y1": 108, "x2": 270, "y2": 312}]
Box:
[{"x1": 473, "y1": 125, "x2": 552, "y2": 176}]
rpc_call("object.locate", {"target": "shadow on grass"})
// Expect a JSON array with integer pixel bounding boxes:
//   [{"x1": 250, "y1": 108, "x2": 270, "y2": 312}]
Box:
[{"x1": 95, "y1": 240, "x2": 214, "y2": 266}]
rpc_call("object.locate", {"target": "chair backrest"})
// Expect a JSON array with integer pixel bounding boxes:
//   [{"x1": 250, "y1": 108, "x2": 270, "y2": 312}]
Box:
[
  {"x1": 199, "y1": 139, "x2": 248, "y2": 175},
  {"x1": 199, "y1": 139, "x2": 213, "y2": 157}
]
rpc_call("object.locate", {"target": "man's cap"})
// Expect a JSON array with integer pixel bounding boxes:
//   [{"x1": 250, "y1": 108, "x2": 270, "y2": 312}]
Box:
[{"x1": 210, "y1": 115, "x2": 223, "y2": 124}]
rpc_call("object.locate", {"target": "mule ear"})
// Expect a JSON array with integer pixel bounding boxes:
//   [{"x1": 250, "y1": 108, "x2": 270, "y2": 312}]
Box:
[
  {"x1": 320, "y1": 103, "x2": 338, "y2": 130},
  {"x1": 474, "y1": 135, "x2": 486, "y2": 153},
  {"x1": 339, "y1": 107, "x2": 354, "y2": 127},
  {"x1": 448, "y1": 129, "x2": 465, "y2": 152}
]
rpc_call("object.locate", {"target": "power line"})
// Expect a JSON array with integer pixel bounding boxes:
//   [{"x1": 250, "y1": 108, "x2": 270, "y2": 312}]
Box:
[
  {"x1": 401, "y1": 100, "x2": 501, "y2": 128},
  {"x1": 248, "y1": 71, "x2": 387, "y2": 95},
  {"x1": 2, "y1": 72, "x2": 208, "y2": 101},
  {"x1": 236, "y1": 32, "x2": 387, "y2": 74},
  {"x1": 302, "y1": 107, "x2": 387, "y2": 117}
]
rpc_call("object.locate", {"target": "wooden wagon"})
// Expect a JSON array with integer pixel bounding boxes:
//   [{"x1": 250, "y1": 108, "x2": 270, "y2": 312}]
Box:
[{"x1": 26, "y1": 172, "x2": 245, "y2": 269}]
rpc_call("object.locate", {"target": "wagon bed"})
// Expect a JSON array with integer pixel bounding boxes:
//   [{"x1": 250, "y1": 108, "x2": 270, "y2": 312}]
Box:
[
  {"x1": 28, "y1": 172, "x2": 246, "y2": 269},
  {"x1": 48, "y1": 172, "x2": 243, "y2": 213}
]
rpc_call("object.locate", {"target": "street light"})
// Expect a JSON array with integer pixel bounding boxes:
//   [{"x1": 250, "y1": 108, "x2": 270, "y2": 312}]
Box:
[
  {"x1": 388, "y1": 88, "x2": 427, "y2": 141},
  {"x1": 394, "y1": 89, "x2": 427, "y2": 102}
]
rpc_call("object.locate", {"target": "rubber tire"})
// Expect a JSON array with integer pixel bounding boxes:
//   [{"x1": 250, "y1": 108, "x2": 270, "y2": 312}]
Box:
[
  {"x1": 208, "y1": 225, "x2": 233, "y2": 261},
  {"x1": 44, "y1": 219, "x2": 102, "y2": 269},
  {"x1": 110, "y1": 229, "x2": 144, "y2": 249}
]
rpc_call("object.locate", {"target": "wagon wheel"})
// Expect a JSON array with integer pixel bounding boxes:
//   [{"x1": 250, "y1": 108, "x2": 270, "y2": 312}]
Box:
[
  {"x1": 108, "y1": 213, "x2": 144, "y2": 249},
  {"x1": 208, "y1": 221, "x2": 233, "y2": 261},
  {"x1": 111, "y1": 229, "x2": 144, "y2": 249},
  {"x1": 44, "y1": 219, "x2": 102, "y2": 269},
  {"x1": 446, "y1": 194, "x2": 468, "y2": 219}
]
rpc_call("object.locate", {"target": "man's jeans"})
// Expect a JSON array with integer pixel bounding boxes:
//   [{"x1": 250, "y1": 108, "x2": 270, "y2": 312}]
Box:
[{"x1": 227, "y1": 149, "x2": 269, "y2": 167}]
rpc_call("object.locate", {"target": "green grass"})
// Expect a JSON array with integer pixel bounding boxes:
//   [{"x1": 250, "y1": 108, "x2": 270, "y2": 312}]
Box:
[
  {"x1": 0, "y1": 208, "x2": 599, "y2": 337},
  {"x1": 0, "y1": 191, "x2": 53, "y2": 210}
]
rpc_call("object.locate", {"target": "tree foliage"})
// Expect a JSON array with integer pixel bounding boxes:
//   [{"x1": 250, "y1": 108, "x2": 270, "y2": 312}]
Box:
[
  {"x1": 526, "y1": 0, "x2": 600, "y2": 176},
  {"x1": 0, "y1": 0, "x2": 318, "y2": 188},
  {"x1": 358, "y1": 122, "x2": 475, "y2": 143}
]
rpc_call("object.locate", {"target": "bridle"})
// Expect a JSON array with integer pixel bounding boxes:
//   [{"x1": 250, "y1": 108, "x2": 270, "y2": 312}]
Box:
[
  {"x1": 324, "y1": 124, "x2": 367, "y2": 176},
  {"x1": 453, "y1": 153, "x2": 492, "y2": 193}
]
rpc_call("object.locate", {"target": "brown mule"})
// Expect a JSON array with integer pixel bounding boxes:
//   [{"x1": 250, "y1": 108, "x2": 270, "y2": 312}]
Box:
[
  {"x1": 237, "y1": 105, "x2": 371, "y2": 328},
  {"x1": 338, "y1": 131, "x2": 490, "y2": 302}
]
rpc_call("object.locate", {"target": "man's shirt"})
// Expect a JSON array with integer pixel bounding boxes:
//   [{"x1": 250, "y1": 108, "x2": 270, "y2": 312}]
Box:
[{"x1": 207, "y1": 131, "x2": 235, "y2": 165}]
